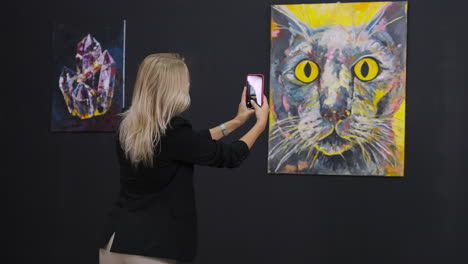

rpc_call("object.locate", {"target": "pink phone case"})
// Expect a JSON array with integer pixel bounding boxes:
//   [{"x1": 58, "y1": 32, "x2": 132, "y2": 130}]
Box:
[{"x1": 246, "y1": 74, "x2": 265, "y2": 108}]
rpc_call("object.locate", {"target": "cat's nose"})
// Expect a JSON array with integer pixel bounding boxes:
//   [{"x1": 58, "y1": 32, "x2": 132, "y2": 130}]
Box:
[{"x1": 320, "y1": 107, "x2": 350, "y2": 123}]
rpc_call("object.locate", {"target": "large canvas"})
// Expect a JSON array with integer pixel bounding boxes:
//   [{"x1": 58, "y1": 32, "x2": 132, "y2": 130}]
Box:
[
  {"x1": 268, "y1": 2, "x2": 407, "y2": 176},
  {"x1": 51, "y1": 21, "x2": 126, "y2": 131}
]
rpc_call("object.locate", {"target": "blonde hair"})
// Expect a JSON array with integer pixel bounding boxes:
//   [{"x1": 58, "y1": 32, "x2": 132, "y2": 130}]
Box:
[{"x1": 118, "y1": 53, "x2": 191, "y2": 167}]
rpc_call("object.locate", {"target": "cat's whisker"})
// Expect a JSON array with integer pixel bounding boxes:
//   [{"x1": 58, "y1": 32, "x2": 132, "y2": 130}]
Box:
[
  {"x1": 374, "y1": 139, "x2": 398, "y2": 166},
  {"x1": 297, "y1": 137, "x2": 311, "y2": 152},
  {"x1": 269, "y1": 131, "x2": 296, "y2": 140},
  {"x1": 270, "y1": 144, "x2": 298, "y2": 165},
  {"x1": 308, "y1": 150, "x2": 320, "y2": 170},
  {"x1": 269, "y1": 121, "x2": 300, "y2": 138},
  {"x1": 306, "y1": 143, "x2": 316, "y2": 160},
  {"x1": 269, "y1": 132, "x2": 288, "y2": 140},
  {"x1": 367, "y1": 139, "x2": 395, "y2": 166},
  {"x1": 373, "y1": 139, "x2": 395, "y2": 157},
  {"x1": 276, "y1": 124, "x2": 298, "y2": 129},
  {"x1": 353, "y1": 127, "x2": 393, "y2": 153},
  {"x1": 270, "y1": 127, "x2": 297, "y2": 137},
  {"x1": 378, "y1": 123, "x2": 400, "y2": 132},
  {"x1": 350, "y1": 120, "x2": 400, "y2": 148},
  {"x1": 348, "y1": 135, "x2": 377, "y2": 169},
  {"x1": 380, "y1": 116, "x2": 403, "y2": 122},
  {"x1": 364, "y1": 15, "x2": 405, "y2": 41},
  {"x1": 269, "y1": 131, "x2": 302, "y2": 158},
  {"x1": 270, "y1": 122, "x2": 298, "y2": 130},
  {"x1": 364, "y1": 142, "x2": 383, "y2": 165},
  {"x1": 356, "y1": 140, "x2": 373, "y2": 164},
  {"x1": 354, "y1": 121, "x2": 400, "y2": 135},
  {"x1": 374, "y1": 135, "x2": 395, "y2": 145},
  {"x1": 373, "y1": 130, "x2": 396, "y2": 141},
  {"x1": 350, "y1": 124, "x2": 397, "y2": 165},
  {"x1": 269, "y1": 138, "x2": 298, "y2": 158},
  {"x1": 287, "y1": 135, "x2": 319, "y2": 171},
  {"x1": 270, "y1": 124, "x2": 299, "y2": 132},
  {"x1": 374, "y1": 118, "x2": 400, "y2": 127},
  {"x1": 270, "y1": 131, "x2": 291, "y2": 139},
  {"x1": 353, "y1": 127, "x2": 381, "y2": 137},
  {"x1": 272, "y1": 116, "x2": 301, "y2": 125},
  {"x1": 350, "y1": 129, "x2": 374, "y2": 141},
  {"x1": 299, "y1": 133, "x2": 321, "y2": 152},
  {"x1": 272, "y1": 126, "x2": 323, "y2": 171},
  {"x1": 269, "y1": 133, "x2": 297, "y2": 154},
  {"x1": 338, "y1": 152, "x2": 346, "y2": 162},
  {"x1": 275, "y1": 143, "x2": 302, "y2": 171},
  {"x1": 374, "y1": 126, "x2": 393, "y2": 135}
]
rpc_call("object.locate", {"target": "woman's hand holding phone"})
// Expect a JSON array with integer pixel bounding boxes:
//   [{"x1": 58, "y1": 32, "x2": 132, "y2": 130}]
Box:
[
  {"x1": 250, "y1": 94, "x2": 269, "y2": 128},
  {"x1": 210, "y1": 81, "x2": 268, "y2": 148},
  {"x1": 239, "y1": 93, "x2": 269, "y2": 149},
  {"x1": 234, "y1": 86, "x2": 255, "y2": 124}
]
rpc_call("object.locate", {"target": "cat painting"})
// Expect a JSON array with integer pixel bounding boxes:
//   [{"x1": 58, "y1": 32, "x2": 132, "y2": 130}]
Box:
[{"x1": 268, "y1": 2, "x2": 407, "y2": 176}]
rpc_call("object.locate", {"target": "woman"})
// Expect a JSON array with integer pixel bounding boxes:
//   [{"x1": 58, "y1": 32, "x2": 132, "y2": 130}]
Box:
[{"x1": 99, "y1": 53, "x2": 269, "y2": 264}]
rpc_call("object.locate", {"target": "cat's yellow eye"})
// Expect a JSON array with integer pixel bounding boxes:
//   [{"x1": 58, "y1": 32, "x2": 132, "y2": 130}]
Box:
[
  {"x1": 294, "y1": 60, "x2": 319, "y2": 83},
  {"x1": 354, "y1": 57, "x2": 379, "y2": 81}
]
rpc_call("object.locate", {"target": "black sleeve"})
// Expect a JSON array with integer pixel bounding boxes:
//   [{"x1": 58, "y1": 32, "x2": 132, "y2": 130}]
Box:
[
  {"x1": 194, "y1": 128, "x2": 213, "y2": 140},
  {"x1": 163, "y1": 126, "x2": 250, "y2": 168}
]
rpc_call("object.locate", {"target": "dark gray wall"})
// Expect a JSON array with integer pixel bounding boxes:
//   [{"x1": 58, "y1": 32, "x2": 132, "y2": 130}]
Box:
[{"x1": 6, "y1": 0, "x2": 468, "y2": 263}]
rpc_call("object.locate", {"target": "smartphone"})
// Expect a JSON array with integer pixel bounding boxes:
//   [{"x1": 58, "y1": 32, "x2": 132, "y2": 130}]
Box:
[{"x1": 246, "y1": 74, "x2": 264, "y2": 108}]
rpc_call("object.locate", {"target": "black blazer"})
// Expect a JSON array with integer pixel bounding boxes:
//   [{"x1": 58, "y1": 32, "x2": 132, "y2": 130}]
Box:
[{"x1": 100, "y1": 115, "x2": 250, "y2": 262}]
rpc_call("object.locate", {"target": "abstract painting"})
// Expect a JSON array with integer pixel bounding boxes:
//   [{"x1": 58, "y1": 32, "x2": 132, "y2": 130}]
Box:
[
  {"x1": 51, "y1": 21, "x2": 126, "y2": 131},
  {"x1": 268, "y1": 2, "x2": 407, "y2": 176}
]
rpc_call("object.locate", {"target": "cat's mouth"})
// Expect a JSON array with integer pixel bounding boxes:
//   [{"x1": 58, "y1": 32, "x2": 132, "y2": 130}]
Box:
[{"x1": 316, "y1": 130, "x2": 354, "y2": 155}]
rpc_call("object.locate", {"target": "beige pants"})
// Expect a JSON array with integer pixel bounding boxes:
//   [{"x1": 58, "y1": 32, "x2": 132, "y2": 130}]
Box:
[{"x1": 99, "y1": 232, "x2": 177, "y2": 264}]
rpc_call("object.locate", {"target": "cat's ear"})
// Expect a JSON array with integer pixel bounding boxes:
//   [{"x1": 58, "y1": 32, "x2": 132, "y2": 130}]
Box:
[
  {"x1": 271, "y1": 5, "x2": 312, "y2": 44},
  {"x1": 362, "y1": 2, "x2": 407, "y2": 47}
]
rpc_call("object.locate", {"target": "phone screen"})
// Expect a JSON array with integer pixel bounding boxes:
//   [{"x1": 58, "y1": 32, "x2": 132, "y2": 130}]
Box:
[{"x1": 246, "y1": 74, "x2": 263, "y2": 108}]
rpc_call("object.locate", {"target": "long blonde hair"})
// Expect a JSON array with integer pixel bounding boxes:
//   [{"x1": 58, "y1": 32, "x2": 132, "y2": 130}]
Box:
[{"x1": 119, "y1": 53, "x2": 191, "y2": 167}]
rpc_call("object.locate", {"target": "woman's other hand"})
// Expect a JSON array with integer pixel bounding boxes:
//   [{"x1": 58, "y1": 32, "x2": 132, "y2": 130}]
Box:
[
  {"x1": 234, "y1": 86, "x2": 255, "y2": 124},
  {"x1": 238, "y1": 93, "x2": 269, "y2": 149},
  {"x1": 251, "y1": 94, "x2": 269, "y2": 127}
]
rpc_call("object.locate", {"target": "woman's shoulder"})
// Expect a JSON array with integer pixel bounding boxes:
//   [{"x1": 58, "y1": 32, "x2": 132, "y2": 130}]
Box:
[{"x1": 168, "y1": 115, "x2": 192, "y2": 130}]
